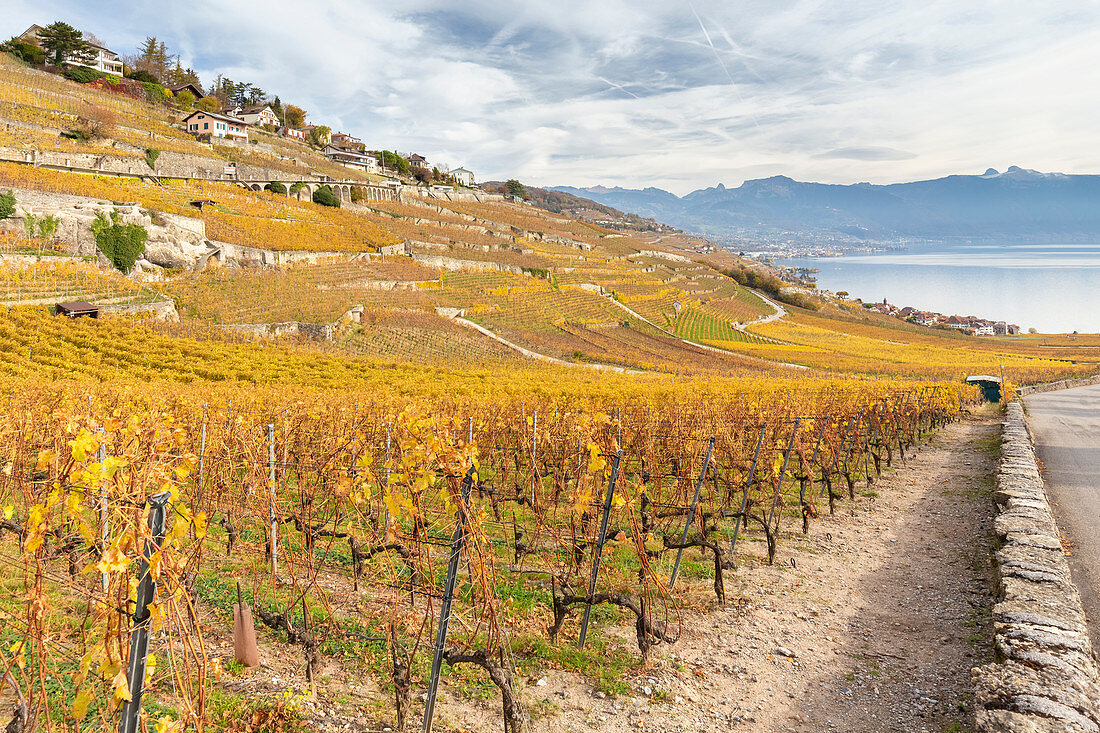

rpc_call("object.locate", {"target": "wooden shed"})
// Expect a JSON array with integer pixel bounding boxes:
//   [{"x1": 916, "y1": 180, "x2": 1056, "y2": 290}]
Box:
[{"x1": 55, "y1": 302, "x2": 98, "y2": 319}]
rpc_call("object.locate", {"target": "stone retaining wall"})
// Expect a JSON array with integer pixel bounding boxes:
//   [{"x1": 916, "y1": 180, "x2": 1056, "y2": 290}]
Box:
[
  {"x1": 972, "y1": 401, "x2": 1100, "y2": 732},
  {"x1": 1017, "y1": 375, "x2": 1100, "y2": 397}
]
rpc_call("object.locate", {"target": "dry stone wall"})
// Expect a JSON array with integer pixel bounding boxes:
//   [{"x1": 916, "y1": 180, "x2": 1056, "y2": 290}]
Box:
[
  {"x1": 1017, "y1": 376, "x2": 1100, "y2": 397},
  {"x1": 972, "y1": 401, "x2": 1100, "y2": 732}
]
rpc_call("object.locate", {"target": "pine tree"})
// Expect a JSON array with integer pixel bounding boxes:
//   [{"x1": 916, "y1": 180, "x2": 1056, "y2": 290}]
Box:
[{"x1": 37, "y1": 22, "x2": 94, "y2": 68}]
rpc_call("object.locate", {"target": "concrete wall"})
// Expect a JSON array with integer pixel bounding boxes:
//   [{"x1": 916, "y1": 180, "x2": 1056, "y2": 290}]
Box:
[{"x1": 972, "y1": 401, "x2": 1100, "y2": 732}]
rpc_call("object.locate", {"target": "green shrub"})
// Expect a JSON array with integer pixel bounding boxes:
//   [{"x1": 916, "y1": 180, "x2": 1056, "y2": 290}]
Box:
[
  {"x1": 91, "y1": 210, "x2": 147, "y2": 274},
  {"x1": 264, "y1": 182, "x2": 287, "y2": 195},
  {"x1": 36, "y1": 214, "x2": 59, "y2": 240},
  {"x1": 105, "y1": 74, "x2": 121, "y2": 85},
  {"x1": 312, "y1": 185, "x2": 340, "y2": 208},
  {"x1": 125, "y1": 69, "x2": 159, "y2": 84},
  {"x1": 0, "y1": 190, "x2": 14, "y2": 219},
  {"x1": 22, "y1": 211, "x2": 38, "y2": 239},
  {"x1": 350, "y1": 186, "x2": 363, "y2": 203},
  {"x1": 2, "y1": 40, "x2": 45, "y2": 66},
  {"x1": 63, "y1": 66, "x2": 105, "y2": 84},
  {"x1": 144, "y1": 148, "x2": 161, "y2": 170},
  {"x1": 289, "y1": 182, "x2": 306, "y2": 194},
  {"x1": 141, "y1": 81, "x2": 170, "y2": 104}
]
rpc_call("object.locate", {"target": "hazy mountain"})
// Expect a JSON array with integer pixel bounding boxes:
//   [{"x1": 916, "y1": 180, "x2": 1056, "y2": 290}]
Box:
[{"x1": 551, "y1": 167, "x2": 1100, "y2": 243}]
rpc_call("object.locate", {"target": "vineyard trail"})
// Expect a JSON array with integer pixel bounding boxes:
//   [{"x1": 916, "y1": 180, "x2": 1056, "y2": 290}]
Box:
[
  {"x1": 533, "y1": 406, "x2": 996, "y2": 733},
  {"x1": 195, "y1": 407, "x2": 1001, "y2": 733}
]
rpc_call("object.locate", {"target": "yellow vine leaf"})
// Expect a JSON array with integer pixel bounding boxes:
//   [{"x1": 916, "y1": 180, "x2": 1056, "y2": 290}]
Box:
[
  {"x1": 111, "y1": 669, "x2": 131, "y2": 702},
  {"x1": 72, "y1": 690, "x2": 92, "y2": 719}
]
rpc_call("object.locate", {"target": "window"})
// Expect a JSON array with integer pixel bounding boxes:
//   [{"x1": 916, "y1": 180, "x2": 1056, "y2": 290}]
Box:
[{"x1": 204, "y1": 123, "x2": 209, "y2": 130}]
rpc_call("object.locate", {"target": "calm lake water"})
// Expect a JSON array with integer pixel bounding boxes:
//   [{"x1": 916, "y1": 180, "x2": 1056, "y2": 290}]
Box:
[{"x1": 778, "y1": 243, "x2": 1100, "y2": 334}]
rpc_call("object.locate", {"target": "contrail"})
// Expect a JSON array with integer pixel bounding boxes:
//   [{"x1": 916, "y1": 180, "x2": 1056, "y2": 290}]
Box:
[
  {"x1": 688, "y1": 2, "x2": 759, "y2": 127},
  {"x1": 599, "y1": 76, "x2": 641, "y2": 99}
]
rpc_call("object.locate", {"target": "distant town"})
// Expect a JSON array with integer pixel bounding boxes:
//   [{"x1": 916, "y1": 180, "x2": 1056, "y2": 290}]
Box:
[{"x1": 861, "y1": 298, "x2": 1021, "y2": 336}]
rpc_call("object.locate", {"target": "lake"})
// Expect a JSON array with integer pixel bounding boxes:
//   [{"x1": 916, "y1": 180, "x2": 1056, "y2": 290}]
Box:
[{"x1": 777, "y1": 243, "x2": 1100, "y2": 334}]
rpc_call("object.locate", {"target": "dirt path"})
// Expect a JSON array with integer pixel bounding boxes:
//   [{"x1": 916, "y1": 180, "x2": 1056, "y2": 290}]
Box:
[{"x1": 525, "y1": 408, "x2": 1000, "y2": 733}]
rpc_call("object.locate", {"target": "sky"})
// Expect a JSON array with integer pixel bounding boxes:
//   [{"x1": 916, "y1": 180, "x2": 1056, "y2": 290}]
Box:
[{"x1": 8, "y1": 1, "x2": 1100, "y2": 195}]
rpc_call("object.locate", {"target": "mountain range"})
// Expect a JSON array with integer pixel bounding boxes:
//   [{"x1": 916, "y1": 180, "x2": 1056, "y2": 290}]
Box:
[{"x1": 551, "y1": 167, "x2": 1100, "y2": 244}]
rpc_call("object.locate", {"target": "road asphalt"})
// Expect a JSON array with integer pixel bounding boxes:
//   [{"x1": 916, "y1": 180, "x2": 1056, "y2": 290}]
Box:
[{"x1": 1024, "y1": 384, "x2": 1100, "y2": 646}]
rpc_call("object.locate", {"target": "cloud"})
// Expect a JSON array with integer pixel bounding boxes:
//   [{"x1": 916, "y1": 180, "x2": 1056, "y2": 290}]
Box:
[
  {"x1": 813, "y1": 147, "x2": 918, "y2": 161},
  {"x1": 7, "y1": 1, "x2": 1100, "y2": 194}
]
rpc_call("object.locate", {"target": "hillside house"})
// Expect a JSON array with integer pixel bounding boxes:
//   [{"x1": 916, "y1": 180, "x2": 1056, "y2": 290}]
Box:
[
  {"x1": 278, "y1": 126, "x2": 305, "y2": 140},
  {"x1": 224, "y1": 104, "x2": 279, "y2": 127},
  {"x1": 451, "y1": 167, "x2": 475, "y2": 186},
  {"x1": 170, "y1": 83, "x2": 204, "y2": 99},
  {"x1": 406, "y1": 153, "x2": 428, "y2": 169},
  {"x1": 19, "y1": 24, "x2": 124, "y2": 75},
  {"x1": 184, "y1": 111, "x2": 248, "y2": 141},
  {"x1": 323, "y1": 145, "x2": 378, "y2": 173},
  {"x1": 944, "y1": 316, "x2": 968, "y2": 331},
  {"x1": 330, "y1": 132, "x2": 363, "y2": 148},
  {"x1": 299, "y1": 125, "x2": 331, "y2": 145}
]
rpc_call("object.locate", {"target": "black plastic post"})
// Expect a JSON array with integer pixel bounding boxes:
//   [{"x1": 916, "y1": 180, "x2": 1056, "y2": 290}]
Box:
[
  {"x1": 423, "y1": 465, "x2": 475, "y2": 733},
  {"x1": 730, "y1": 423, "x2": 766, "y2": 555},
  {"x1": 577, "y1": 449, "x2": 622, "y2": 650},
  {"x1": 766, "y1": 418, "x2": 800, "y2": 530},
  {"x1": 669, "y1": 437, "x2": 714, "y2": 590},
  {"x1": 119, "y1": 491, "x2": 172, "y2": 733}
]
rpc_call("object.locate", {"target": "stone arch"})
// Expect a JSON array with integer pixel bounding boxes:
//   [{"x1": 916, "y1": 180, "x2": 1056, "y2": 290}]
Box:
[
  {"x1": 250, "y1": 183, "x2": 262, "y2": 192},
  {"x1": 294, "y1": 183, "x2": 314, "y2": 201}
]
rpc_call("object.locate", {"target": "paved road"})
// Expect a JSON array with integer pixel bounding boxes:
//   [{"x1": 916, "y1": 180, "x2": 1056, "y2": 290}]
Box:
[{"x1": 1025, "y1": 384, "x2": 1100, "y2": 643}]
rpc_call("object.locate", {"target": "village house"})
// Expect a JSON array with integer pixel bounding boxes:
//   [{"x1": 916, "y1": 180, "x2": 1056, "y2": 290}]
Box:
[
  {"x1": 405, "y1": 153, "x2": 428, "y2": 169},
  {"x1": 915, "y1": 313, "x2": 940, "y2": 327},
  {"x1": 330, "y1": 132, "x2": 363, "y2": 148},
  {"x1": 184, "y1": 110, "x2": 248, "y2": 141},
  {"x1": 298, "y1": 125, "x2": 331, "y2": 145},
  {"x1": 19, "y1": 24, "x2": 124, "y2": 75},
  {"x1": 170, "y1": 83, "x2": 204, "y2": 99},
  {"x1": 450, "y1": 167, "x2": 475, "y2": 186},
  {"x1": 278, "y1": 126, "x2": 305, "y2": 140},
  {"x1": 223, "y1": 104, "x2": 279, "y2": 127},
  {"x1": 323, "y1": 145, "x2": 378, "y2": 173}
]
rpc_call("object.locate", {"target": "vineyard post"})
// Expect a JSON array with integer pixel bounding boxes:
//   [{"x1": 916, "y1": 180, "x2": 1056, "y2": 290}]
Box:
[
  {"x1": 467, "y1": 416, "x2": 473, "y2": 444},
  {"x1": 842, "y1": 408, "x2": 866, "y2": 484},
  {"x1": 766, "y1": 418, "x2": 800, "y2": 532},
  {"x1": 530, "y1": 410, "x2": 537, "y2": 507},
  {"x1": 800, "y1": 419, "x2": 828, "y2": 531},
  {"x1": 669, "y1": 436, "x2": 714, "y2": 590},
  {"x1": 383, "y1": 422, "x2": 392, "y2": 535},
  {"x1": 423, "y1": 465, "x2": 475, "y2": 733},
  {"x1": 118, "y1": 491, "x2": 171, "y2": 733},
  {"x1": 97, "y1": 433, "x2": 108, "y2": 593},
  {"x1": 730, "y1": 424, "x2": 766, "y2": 555},
  {"x1": 196, "y1": 416, "x2": 206, "y2": 507},
  {"x1": 578, "y1": 449, "x2": 622, "y2": 650},
  {"x1": 267, "y1": 423, "x2": 277, "y2": 577},
  {"x1": 827, "y1": 414, "x2": 857, "y2": 503}
]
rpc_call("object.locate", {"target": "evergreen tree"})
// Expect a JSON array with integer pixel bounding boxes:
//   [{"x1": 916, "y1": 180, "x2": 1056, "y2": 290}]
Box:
[{"x1": 37, "y1": 22, "x2": 94, "y2": 67}]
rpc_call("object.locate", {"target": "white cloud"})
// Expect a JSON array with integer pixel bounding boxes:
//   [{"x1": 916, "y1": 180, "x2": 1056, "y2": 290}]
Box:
[{"x1": 6, "y1": 0, "x2": 1100, "y2": 193}]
